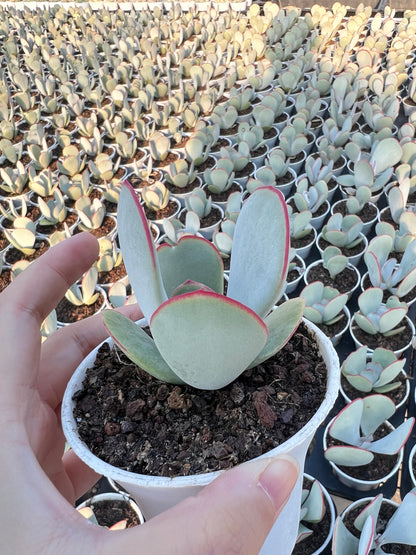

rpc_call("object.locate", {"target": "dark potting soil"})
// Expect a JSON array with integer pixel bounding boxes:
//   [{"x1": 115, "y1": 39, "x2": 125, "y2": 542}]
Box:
[
  {"x1": 143, "y1": 200, "x2": 178, "y2": 222},
  {"x1": 4, "y1": 240, "x2": 49, "y2": 265},
  {"x1": 75, "y1": 216, "x2": 117, "y2": 240},
  {"x1": 0, "y1": 269, "x2": 11, "y2": 293},
  {"x1": 317, "y1": 236, "x2": 365, "y2": 259},
  {"x1": 327, "y1": 423, "x2": 399, "y2": 481},
  {"x1": 83, "y1": 498, "x2": 142, "y2": 528},
  {"x1": 98, "y1": 262, "x2": 127, "y2": 286},
  {"x1": 73, "y1": 322, "x2": 328, "y2": 478},
  {"x1": 306, "y1": 263, "x2": 359, "y2": 295},
  {"x1": 343, "y1": 501, "x2": 416, "y2": 554},
  {"x1": 207, "y1": 181, "x2": 242, "y2": 204},
  {"x1": 316, "y1": 311, "x2": 349, "y2": 339},
  {"x1": 291, "y1": 230, "x2": 315, "y2": 250},
  {"x1": 332, "y1": 200, "x2": 378, "y2": 224},
  {"x1": 350, "y1": 320, "x2": 413, "y2": 353},
  {"x1": 340, "y1": 373, "x2": 409, "y2": 407},
  {"x1": 56, "y1": 293, "x2": 105, "y2": 324},
  {"x1": 292, "y1": 476, "x2": 333, "y2": 555}
]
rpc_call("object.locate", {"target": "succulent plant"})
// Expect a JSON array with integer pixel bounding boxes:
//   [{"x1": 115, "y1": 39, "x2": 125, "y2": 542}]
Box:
[
  {"x1": 300, "y1": 281, "x2": 348, "y2": 326},
  {"x1": 321, "y1": 246, "x2": 349, "y2": 279},
  {"x1": 59, "y1": 171, "x2": 92, "y2": 202},
  {"x1": 57, "y1": 145, "x2": 87, "y2": 178},
  {"x1": 184, "y1": 187, "x2": 213, "y2": 220},
  {"x1": 297, "y1": 478, "x2": 326, "y2": 544},
  {"x1": 102, "y1": 183, "x2": 304, "y2": 390},
  {"x1": 293, "y1": 179, "x2": 328, "y2": 215},
  {"x1": 65, "y1": 267, "x2": 100, "y2": 307},
  {"x1": 94, "y1": 238, "x2": 123, "y2": 274},
  {"x1": 0, "y1": 161, "x2": 28, "y2": 196},
  {"x1": 75, "y1": 196, "x2": 106, "y2": 232},
  {"x1": 38, "y1": 189, "x2": 67, "y2": 226},
  {"x1": 88, "y1": 153, "x2": 117, "y2": 182},
  {"x1": 320, "y1": 213, "x2": 364, "y2": 249},
  {"x1": 203, "y1": 156, "x2": 235, "y2": 195},
  {"x1": 353, "y1": 287, "x2": 408, "y2": 337},
  {"x1": 332, "y1": 488, "x2": 416, "y2": 554},
  {"x1": 364, "y1": 234, "x2": 416, "y2": 298},
  {"x1": 339, "y1": 138, "x2": 402, "y2": 196},
  {"x1": 324, "y1": 395, "x2": 414, "y2": 467},
  {"x1": 3, "y1": 217, "x2": 37, "y2": 256},
  {"x1": 279, "y1": 124, "x2": 308, "y2": 158},
  {"x1": 341, "y1": 345, "x2": 406, "y2": 395},
  {"x1": 141, "y1": 181, "x2": 170, "y2": 212},
  {"x1": 165, "y1": 159, "x2": 197, "y2": 189}
]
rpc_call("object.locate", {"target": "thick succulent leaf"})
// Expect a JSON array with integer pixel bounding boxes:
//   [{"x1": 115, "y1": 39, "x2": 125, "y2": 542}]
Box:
[
  {"x1": 118, "y1": 182, "x2": 167, "y2": 322},
  {"x1": 376, "y1": 360, "x2": 405, "y2": 388},
  {"x1": 342, "y1": 345, "x2": 367, "y2": 375},
  {"x1": 345, "y1": 373, "x2": 375, "y2": 393},
  {"x1": 380, "y1": 489, "x2": 416, "y2": 545},
  {"x1": 369, "y1": 417, "x2": 414, "y2": 455},
  {"x1": 303, "y1": 306, "x2": 324, "y2": 324},
  {"x1": 246, "y1": 298, "x2": 304, "y2": 368},
  {"x1": 371, "y1": 138, "x2": 402, "y2": 175},
  {"x1": 354, "y1": 495, "x2": 383, "y2": 531},
  {"x1": 358, "y1": 516, "x2": 375, "y2": 555},
  {"x1": 355, "y1": 159, "x2": 375, "y2": 188},
  {"x1": 324, "y1": 445, "x2": 374, "y2": 466},
  {"x1": 379, "y1": 307, "x2": 407, "y2": 334},
  {"x1": 332, "y1": 517, "x2": 360, "y2": 555},
  {"x1": 302, "y1": 480, "x2": 325, "y2": 523},
  {"x1": 329, "y1": 399, "x2": 363, "y2": 445},
  {"x1": 361, "y1": 395, "x2": 395, "y2": 435},
  {"x1": 102, "y1": 310, "x2": 183, "y2": 384},
  {"x1": 364, "y1": 251, "x2": 382, "y2": 286},
  {"x1": 324, "y1": 293, "x2": 348, "y2": 321},
  {"x1": 227, "y1": 187, "x2": 289, "y2": 318},
  {"x1": 396, "y1": 267, "x2": 416, "y2": 297},
  {"x1": 358, "y1": 288, "x2": 383, "y2": 314},
  {"x1": 296, "y1": 524, "x2": 313, "y2": 543},
  {"x1": 150, "y1": 290, "x2": 268, "y2": 390},
  {"x1": 354, "y1": 313, "x2": 377, "y2": 335},
  {"x1": 157, "y1": 236, "x2": 224, "y2": 298}
]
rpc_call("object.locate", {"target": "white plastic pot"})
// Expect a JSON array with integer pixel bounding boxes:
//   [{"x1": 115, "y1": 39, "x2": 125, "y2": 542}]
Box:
[{"x1": 62, "y1": 319, "x2": 340, "y2": 555}]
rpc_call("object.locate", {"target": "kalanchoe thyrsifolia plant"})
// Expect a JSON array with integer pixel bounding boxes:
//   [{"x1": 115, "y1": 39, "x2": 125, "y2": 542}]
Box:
[
  {"x1": 353, "y1": 287, "x2": 408, "y2": 337},
  {"x1": 162, "y1": 212, "x2": 201, "y2": 246},
  {"x1": 297, "y1": 478, "x2": 326, "y2": 544},
  {"x1": 65, "y1": 267, "x2": 100, "y2": 307},
  {"x1": 300, "y1": 281, "x2": 348, "y2": 326},
  {"x1": 341, "y1": 345, "x2": 406, "y2": 395},
  {"x1": 293, "y1": 178, "x2": 328, "y2": 215},
  {"x1": 141, "y1": 181, "x2": 170, "y2": 213},
  {"x1": 75, "y1": 196, "x2": 106, "y2": 232},
  {"x1": 165, "y1": 159, "x2": 197, "y2": 190},
  {"x1": 320, "y1": 213, "x2": 363, "y2": 249},
  {"x1": 102, "y1": 183, "x2": 305, "y2": 390},
  {"x1": 364, "y1": 234, "x2": 416, "y2": 299},
  {"x1": 332, "y1": 488, "x2": 416, "y2": 555},
  {"x1": 203, "y1": 157, "x2": 235, "y2": 195},
  {"x1": 321, "y1": 246, "x2": 349, "y2": 279},
  {"x1": 340, "y1": 137, "x2": 402, "y2": 197},
  {"x1": 324, "y1": 395, "x2": 414, "y2": 467},
  {"x1": 184, "y1": 187, "x2": 213, "y2": 220}
]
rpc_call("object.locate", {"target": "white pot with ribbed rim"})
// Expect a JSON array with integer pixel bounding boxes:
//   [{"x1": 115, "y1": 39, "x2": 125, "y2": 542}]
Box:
[{"x1": 62, "y1": 319, "x2": 340, "y2": 555}]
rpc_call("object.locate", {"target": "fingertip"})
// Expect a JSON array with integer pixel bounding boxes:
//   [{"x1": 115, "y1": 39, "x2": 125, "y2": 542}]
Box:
[{"x1": 257, "y1": 455, "x2": 300, "y2": 516}]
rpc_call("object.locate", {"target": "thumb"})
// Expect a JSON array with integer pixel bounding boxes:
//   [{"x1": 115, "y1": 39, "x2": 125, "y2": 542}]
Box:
[{"x1": 103, "y1": 455, "x2": 299, "y2": 555}]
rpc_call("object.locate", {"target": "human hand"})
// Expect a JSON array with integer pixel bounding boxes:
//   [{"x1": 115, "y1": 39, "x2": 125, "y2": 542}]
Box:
[{"x1": 0, "y1": 232, "x2": 298, "y2": 554}]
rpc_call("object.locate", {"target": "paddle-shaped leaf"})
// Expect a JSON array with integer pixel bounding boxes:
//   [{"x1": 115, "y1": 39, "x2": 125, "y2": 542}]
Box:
[
  {"x1": 150, "y1": 291, "x2": 268, "y2": 390},
  {"x1": 118, "y1": 182, "x2": 167, "y2": 322},
  {"x1": 227, "y1": 186, "x2": 289, "y2": 318}
]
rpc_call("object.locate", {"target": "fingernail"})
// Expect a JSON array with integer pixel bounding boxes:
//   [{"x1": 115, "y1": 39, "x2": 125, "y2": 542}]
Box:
[{"x1": 257, "y1": 455, "x2": 300, "y2": 514}]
